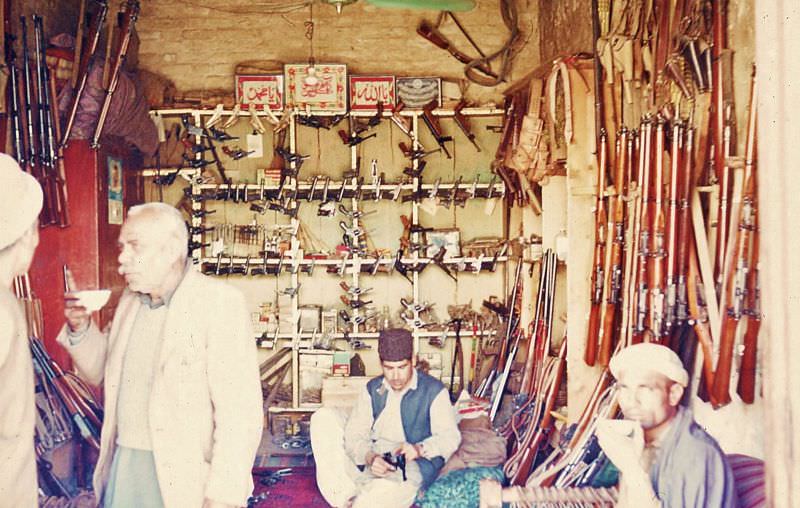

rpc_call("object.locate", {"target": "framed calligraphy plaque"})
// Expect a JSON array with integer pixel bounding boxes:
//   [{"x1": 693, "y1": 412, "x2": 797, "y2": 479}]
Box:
[
  {"x1": 235, "y1": 74, "x2": 284, "y2": 111},
  {"x1": 284, "y1": 63, "x2": 348, "y2": 113},
  {"x1": 396, "y1": 77, "x2": 442, "y2": 109},
  {"x1": 349, "y1": 75, "x2": 396, "y2": 111}
]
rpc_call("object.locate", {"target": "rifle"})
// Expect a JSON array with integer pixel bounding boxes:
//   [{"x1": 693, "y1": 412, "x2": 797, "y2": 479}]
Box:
[
  {"x1": 338, "y1": 128, "x2": 377, "y2": 147},
  {"x1": 91, "y1": 0, "x2": 140, "y2": 149},
  {"x1": 675, "y1": 124, "x2": 695, "y2": 325},
  {"x1": 648, "y1": 119, "x2": 667, "y2": 341},
  {"x1": 421, "y1": 100, "x2": 453, "y2": 159},
  {"x1": 521, "y1": 250, "x2": 556, "y2": 397},
  {"x1": 6, "y1": 35, "x2": 26, "y2": 170},
  {"x1": 711, "y1": 71, "x2": 757, "y2": 408},
  {"x1": 29, "y1": 337, "x2": 101, "y2": 449},
  {"x1": 453, "y1": 99, "x2": 481, "y2": 152},
  {"x1": 738, "y1": 210, "x2": 759, "y2": 403},
  {"x1": 20, "y1": 16, "x2": 52, "y2": 224},
  {"x1": 416, "y1": 20, "x2": 498, "y2": 80},
  {"x1": 598, "y1": 128, "x2": 628, "y2": 366},
  {"x1": 488, "y1": 257, "x2": 524, "y2": 422},
  {"x1": 63, "y1": 2, "x2": 109, "y2": 146},
  {"x1": 664, "y1": 121, "x2": 684, "y2": 334},
  {"x1": 687, "y1": 240, "x2": 718, "y2": 407},
  {"x1": 35, "y1": 15, "x2": 70, "y2": 227},
  {"x1": 585, "y1": 129, "x2": 608, "y2": 366},
  {"x1": 448, "y1": 319, "x2": 464, "y2": 403},
  {"x1": 631, "y1": 120, "x2": 654, "y2": 344},
  {"x1": 714, "y1": 106, "x2": 735, "y2": 295}
]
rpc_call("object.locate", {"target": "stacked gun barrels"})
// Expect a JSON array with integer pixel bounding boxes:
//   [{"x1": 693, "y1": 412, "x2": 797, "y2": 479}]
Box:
[{"x1": 7, "y1": 15, "x2": 69, "y2": 227}]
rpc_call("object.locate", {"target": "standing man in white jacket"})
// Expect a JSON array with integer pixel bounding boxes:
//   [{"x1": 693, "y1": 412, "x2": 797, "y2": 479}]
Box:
[
  {"x1": 0, "y1": 154, "x2": 42, "y2": 508},
  {"x1": 60, "y1": 202, "x2": 263, "y2": 508}
]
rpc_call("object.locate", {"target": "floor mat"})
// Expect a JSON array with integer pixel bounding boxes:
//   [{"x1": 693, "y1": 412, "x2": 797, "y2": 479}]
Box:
[{"x1": 250, "y1": 466, "x2": 328, "y2": 507}]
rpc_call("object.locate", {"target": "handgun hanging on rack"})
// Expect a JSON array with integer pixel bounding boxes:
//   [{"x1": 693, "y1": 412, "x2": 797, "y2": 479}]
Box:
[
  {"x1": 421, "y1": 101, "x2": 453, "y2": 158},
  {"x1": 338, "y1": 128, "x2": 377, "y2": 147}
]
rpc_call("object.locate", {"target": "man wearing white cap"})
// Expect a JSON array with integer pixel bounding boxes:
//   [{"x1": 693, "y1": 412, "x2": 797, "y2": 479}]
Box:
[
  {"x1": 597, "y1": 342, "x2": 736, "y2": 507},
  {"x1": 0, "y1": 154, "x2": 43, "y2": 507}
]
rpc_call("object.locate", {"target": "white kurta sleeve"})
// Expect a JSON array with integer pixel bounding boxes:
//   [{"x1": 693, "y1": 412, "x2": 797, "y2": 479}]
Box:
[
  {"x1": 418, "y1": 389, "x2": 461, "y2": 461},
  {"x1": 344, "y1": 388, "x2": 375, "y2": 465}
]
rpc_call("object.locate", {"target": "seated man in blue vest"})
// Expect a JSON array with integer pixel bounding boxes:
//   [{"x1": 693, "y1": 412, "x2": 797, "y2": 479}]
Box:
[
  {"x1": 311, "y1": 328, "x2": 461, "y2": 508},
  {"x1": 597, "y1": 342, "x2": 737, "y2": 508}
]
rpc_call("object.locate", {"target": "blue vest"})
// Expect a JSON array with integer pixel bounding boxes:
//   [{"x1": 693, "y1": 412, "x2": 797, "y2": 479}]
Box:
[{"x1": 367, "y1": 370, "x2": 446, "y2": 489}]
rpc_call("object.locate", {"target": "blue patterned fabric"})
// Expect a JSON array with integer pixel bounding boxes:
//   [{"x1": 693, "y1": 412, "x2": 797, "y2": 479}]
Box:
[{"x1": 417, "y1": 466, "x2": 505, "y2": 508}]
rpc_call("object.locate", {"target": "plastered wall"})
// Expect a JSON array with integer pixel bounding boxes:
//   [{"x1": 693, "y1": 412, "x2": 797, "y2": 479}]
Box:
[{"x1": 136, "y1": 0, "x2": 540, "y2": 105}]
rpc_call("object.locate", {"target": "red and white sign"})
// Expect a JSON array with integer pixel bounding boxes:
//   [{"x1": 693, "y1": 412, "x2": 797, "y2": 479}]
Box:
[
  {"x1": 236, "y1": 74, "x2": 284, "y2": 111},
  {"x1": 284, "y1": 63, "x2": 348, "y2": 113},
  {"x1": 349, "y1": 75, "x2": 395, "y2": 111}
]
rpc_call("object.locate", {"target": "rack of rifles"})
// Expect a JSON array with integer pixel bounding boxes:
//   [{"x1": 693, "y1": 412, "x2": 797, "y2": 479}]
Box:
[{"x1": 480, "y1": 0, "x2": 760, "y2": 502}]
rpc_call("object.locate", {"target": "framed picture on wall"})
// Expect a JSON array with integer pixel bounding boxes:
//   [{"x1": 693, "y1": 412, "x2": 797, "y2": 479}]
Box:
[
  {"x1": 235, "y1": 74, "x2": 284, "y2": 111},
  {"x1": 396, "y1": 77, "x2": 442, "y2": 109},
  {"x1": 425, "y1": 228, "x2": 461, "y2": 258},
  {"x1": 284, "y1": 63, "x2": 348, "y2": 113},
  {"x1": 349, "y1": 75, "x2": 396, "y2": 111}
]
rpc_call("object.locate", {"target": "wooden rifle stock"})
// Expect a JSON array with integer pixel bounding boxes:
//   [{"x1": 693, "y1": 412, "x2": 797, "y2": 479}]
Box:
[
  {"x1": 739, "y1": 83, "x2": 760, "y2": 403},
  {"x1": 687, "y1": 240, "x2": 718, "y2": 406},
  {"x1": 417, "y1": 20, "x2": 497, "y2": 79},
  {"x1": 738, "y1": 216, "x2": 759, "y2": 403},
  {"x1": 712, "y1": 70, "x2": 757, "y2": 407},
  {"x1": 511, "y1": 338, "x2": 568, "y2": 485},
  {"x1": 648, "y1": 119, "x2": 668, "y2": 340},
  {"x1": 598, "y1": 129, "x2": 627, "y2": 365},
  {"x1": 585, "y1": 130, "x2": 608, "y2": 366},
  {"x1": 62, "y1": 0, "x2": 109, "y2": 148},
  {"x1": 91, "y1": 0, "x2": 139, "y2": 149}
]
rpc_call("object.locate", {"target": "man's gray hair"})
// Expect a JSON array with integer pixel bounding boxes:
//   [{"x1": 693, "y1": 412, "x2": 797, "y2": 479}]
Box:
[{"x1": 128, "y1": 202, "x2": 189, "y2": 261}]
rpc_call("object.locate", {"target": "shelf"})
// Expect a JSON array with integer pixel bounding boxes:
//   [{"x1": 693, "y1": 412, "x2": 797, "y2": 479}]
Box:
[
  {"x1": 186, "y1": 181, "x2": 506, "y2": 203},
  {"x1": 151, "y1": 106, "x2": 503, "y2": 118},
  {"x1": 256, "y1": 329, "x2": 496, "y2": 341}
]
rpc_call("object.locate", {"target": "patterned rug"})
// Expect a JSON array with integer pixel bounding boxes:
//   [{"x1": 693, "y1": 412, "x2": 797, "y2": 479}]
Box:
[{"x1": 250, "y1": 466, "x2": 328, "y2": 507}]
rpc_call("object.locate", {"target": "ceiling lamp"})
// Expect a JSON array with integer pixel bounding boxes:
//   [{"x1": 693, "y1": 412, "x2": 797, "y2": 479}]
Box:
[
  {"x1": 366, "y1": 0, "x2": 476, "y2": 11},
  {"x1": 323, "y1": 0, "x2": 358, "y2": 14}
]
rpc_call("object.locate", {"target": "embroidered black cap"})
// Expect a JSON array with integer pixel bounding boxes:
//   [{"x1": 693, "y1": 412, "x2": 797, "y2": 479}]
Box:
[{"x1": 378, "y1": 328, "x2": 413, "y2": 362}]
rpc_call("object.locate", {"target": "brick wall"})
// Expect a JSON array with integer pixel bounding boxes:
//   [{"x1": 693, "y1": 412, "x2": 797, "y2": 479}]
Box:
[
  {"x1": 136, "y1": 0, "x2": 540, "y2": 104},
  {"x1": 11, "y1": 0, "x2": 80, "y2": 40}
]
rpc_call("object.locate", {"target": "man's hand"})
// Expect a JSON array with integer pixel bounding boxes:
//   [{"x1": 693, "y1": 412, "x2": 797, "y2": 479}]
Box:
[
  {"x1": 367, "y1": 453, "x2": 395, "y2": 477},
  {"x1": 395, "y1": 442, "x2": 422, "y2": 462},
  {"x1": 596, "y1": 418, "x2": 645, "y2": 476},
  {"x1": 64, "y1": 295, "x2": 91, "y2": 334}
]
